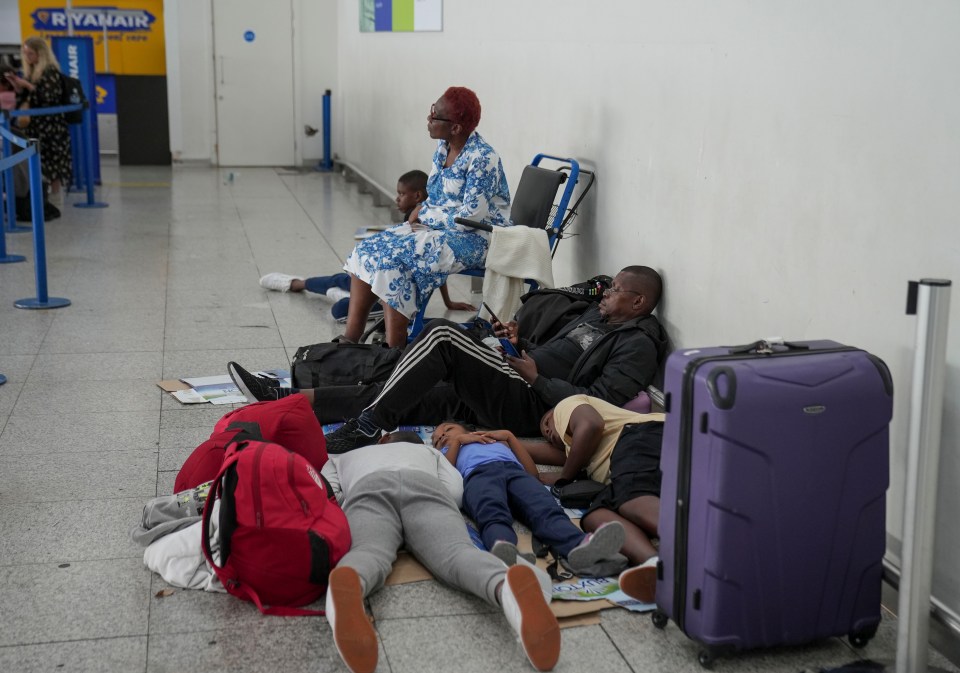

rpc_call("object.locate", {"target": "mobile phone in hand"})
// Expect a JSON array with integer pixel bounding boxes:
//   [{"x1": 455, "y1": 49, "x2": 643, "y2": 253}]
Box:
[
  {"x1": 498, "y1": 338, "x2": 520, "y2": 358},
  {"x1": 482, "y1": 302, "x2": 519, "y2": 357},
  {"x1": 481, "y1": 301, "x2": 503, "y2": 325}
]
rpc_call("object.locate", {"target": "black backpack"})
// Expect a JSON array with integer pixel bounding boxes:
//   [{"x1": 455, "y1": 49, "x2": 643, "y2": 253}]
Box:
[
  {"x1": 58, "y1": 72, "x2": 87, "y2": 124},
  {"x1": 290, "y1": 342, "x2": 403, "y2": 389},
  {"x1": 515, "y1": 275, "x2": 613, "y2": 346}
]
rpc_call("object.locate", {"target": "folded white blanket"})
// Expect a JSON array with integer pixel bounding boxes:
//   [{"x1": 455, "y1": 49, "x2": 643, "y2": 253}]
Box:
[
  {"x1": 482, "y1": 226, "x2": 554, "y2": 321},
  {"x1": 143, "y1": 502, "x2": 224, "y2": 592}
]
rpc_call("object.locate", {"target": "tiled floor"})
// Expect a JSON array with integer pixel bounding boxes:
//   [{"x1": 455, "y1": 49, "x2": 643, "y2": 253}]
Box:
[{"x1": 0, "y1": 162, "x2": 956, "y2": 673}]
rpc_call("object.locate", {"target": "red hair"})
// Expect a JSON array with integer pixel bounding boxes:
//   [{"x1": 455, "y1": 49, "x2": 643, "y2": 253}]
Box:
[{"x1": 442, "y1": 86, "x2": 481, "y2": 134}]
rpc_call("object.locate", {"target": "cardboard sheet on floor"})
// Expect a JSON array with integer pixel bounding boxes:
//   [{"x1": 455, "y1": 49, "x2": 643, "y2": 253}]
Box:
[{"x1": 381, "y1": 529, "x2": 620, "y2": 627}]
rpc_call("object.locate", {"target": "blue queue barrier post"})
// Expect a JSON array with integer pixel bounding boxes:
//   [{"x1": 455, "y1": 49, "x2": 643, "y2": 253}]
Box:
[
  {"x1": 0, "y1": 374, "x2": 6, "y2": 386},
  {"x1": 7, "y1": 104, "x2": 106, "y2": 211},
  {"x1": 14, "y1": 138, "x2": 70, "y2": 310},
  {"x1": 74, "y1": 102, "x2": 107, "y2": 209},
  {"x1": 1, "y1": 114, "x2": 32, "y2": 234},
  {"x1": 316, "y1": 89, "x2": 334, "y2": 172}
]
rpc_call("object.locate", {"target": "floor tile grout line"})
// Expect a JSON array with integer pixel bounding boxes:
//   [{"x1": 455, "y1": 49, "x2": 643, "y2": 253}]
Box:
[
  {"x1": 0, "y1": 633, "x2": 148, "y2": 650},
  {"x1": 599, "y1": 620, "x2": 642, "y2": 673},
  {"x1": 0, "y1": 555, "x2": 146, "y2": 570}
]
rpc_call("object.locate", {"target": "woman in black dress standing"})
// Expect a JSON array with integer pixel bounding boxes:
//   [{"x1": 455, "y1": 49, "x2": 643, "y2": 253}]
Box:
[{"x1": 3, "y1": 36, "x2": 72, "y2": 204}]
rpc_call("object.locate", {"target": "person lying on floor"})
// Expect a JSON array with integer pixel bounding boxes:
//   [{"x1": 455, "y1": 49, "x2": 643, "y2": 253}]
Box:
[
  {"x1": 432, "y1": 421, "x2": 627, "y2": 578},
  {"x1": 257, "y1": 169, "x2": 475, "y2": 323},
  {"x1": 530, "y1": 394, "x2": 666, "y2": 604},
  {"x1": 227, "y1": 265, "x2": 668, "y2": 453},
  {"x1": 321, "y1": 430, "x2": 562, "y2": 673}
]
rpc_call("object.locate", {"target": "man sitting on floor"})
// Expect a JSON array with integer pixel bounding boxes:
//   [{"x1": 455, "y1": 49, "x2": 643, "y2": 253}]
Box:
[{"x1": 227, "y1": 266, "x2": 668, "y2": 453}]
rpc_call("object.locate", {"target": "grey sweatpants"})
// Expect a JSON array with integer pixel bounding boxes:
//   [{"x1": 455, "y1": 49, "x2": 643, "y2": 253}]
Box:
[{"x1": 339, "y1": 470, "x2": 507, "y2": 606}]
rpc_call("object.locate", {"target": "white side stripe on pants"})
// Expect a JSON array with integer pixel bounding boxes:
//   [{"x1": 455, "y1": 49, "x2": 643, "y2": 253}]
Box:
[{"x1": 369, "y1": 324, "x2": 529, "y2": 409}]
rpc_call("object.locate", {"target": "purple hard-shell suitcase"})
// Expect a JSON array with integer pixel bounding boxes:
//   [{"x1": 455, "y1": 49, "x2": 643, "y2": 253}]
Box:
[{"x1": 653, "y1": 339, "x2": 892, "y2": 667}]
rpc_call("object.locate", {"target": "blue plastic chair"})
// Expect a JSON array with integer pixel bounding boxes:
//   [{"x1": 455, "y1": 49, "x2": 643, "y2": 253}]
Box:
[{"x1": 400, "y1": 154, "x2": 596, "y2": 342}]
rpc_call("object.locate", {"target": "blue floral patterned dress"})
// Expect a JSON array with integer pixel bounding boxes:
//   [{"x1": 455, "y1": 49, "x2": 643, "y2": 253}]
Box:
[{"x1": 344, "y1": 131, "x2": 511, "y2": 318}]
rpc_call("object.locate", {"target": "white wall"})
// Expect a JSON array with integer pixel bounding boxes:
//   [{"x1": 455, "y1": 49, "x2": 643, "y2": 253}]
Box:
[
  {"x1": 297, "y1": 0, "x2": 338, "y2": 162},
  {"x1": 164, "y1": 0, "x2": 215, "y2": 162},
  {"x1": 0, "y1": 0, "x2": 21, "y2": 45},
  {"x1": 164, "y1": 0, "x2": 338, "y2": 163},
  {"x1": 162, "y1": 0, "x2": 960, "y2": 621},
  {"x1": 333, "y1": 0, "x2": 960, "y2": 619}
]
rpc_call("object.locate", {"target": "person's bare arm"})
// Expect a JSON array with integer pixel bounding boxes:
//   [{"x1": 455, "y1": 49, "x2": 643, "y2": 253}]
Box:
[
  {"x1": 516, "y1": 438, "x2": 566, "y2": 466},
  {"x1": 439, "y1": 284, "x2": 476, "y2": 311},
  {"x1": 407, "y1": 203, "x2": 422, "y2": 223},
  {"x1": 439, "y1": 432, "x2": 491, "y2": 467},
  {"x1": 559, "y1": 404, "x2": 605, "y2": 481},
  {"x1": 439, "y1": 435, "x2": 462, "y2": 467},
  {"x1": 478, "y1": 429, "x2": 539, "y2": 477}
]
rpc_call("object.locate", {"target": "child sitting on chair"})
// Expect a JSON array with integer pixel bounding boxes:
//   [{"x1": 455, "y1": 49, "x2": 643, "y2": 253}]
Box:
[
  {"x1": 259, "y1": 169, "x2": 475, "y2": 322},
  {"x1": 432, "y1": 421, "x2": 628, "y2": 577}
]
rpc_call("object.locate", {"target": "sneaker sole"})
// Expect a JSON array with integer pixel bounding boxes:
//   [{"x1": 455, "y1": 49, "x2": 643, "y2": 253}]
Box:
[
  {"x1": 491, "y1": 541, "x2": 538, "y2": 567},
  {"x1": 506, "y1": 565, "x2": 561, "y2": 671},
  {"x1": 618, "y1": 564, "x2": 658, "y2": 604},
  {"x1": 566, "y1": 522, "x2": 625, "y2": 571},
  {"x1": 328, "y1": 567, "x2": 378, "y2": 673}
]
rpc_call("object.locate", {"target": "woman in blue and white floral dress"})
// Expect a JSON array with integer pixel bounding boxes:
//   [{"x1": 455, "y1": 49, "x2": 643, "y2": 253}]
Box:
[{"x1": 342, "y1": 87, "x2": 511, "y2": 347}]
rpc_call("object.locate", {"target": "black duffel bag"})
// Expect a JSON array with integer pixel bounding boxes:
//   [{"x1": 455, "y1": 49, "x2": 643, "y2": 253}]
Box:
[{"x1": 291, "y1": 342, "x2": 403, "y2": 389}]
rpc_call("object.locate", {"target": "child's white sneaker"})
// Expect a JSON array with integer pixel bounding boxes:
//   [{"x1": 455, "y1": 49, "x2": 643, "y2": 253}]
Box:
[
  {"x1": 326, "y1": 287, "x2": 351, "y2": 302},
  {"x1": 259, "y1": 272, "x2": 302, "y2": 292}
]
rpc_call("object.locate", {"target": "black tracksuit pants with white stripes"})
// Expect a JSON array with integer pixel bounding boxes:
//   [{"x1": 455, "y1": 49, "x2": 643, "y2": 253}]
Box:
[{"x1": 366, "y1": 319, "x2": 552, "y2": 436}]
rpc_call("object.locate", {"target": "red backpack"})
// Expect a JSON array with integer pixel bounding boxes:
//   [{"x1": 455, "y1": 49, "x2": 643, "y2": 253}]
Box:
[
  {"x1": 175, "y1": 395, "x2": 327, "y2": 493},
  {"x1": 201, "y1": 431, "x2": 351, "y2": 615}
]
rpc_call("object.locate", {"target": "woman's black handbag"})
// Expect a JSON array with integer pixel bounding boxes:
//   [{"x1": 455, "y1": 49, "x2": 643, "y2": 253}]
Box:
[{"x1": 552, "y1": 479, "x2": 606, "y2": 509}]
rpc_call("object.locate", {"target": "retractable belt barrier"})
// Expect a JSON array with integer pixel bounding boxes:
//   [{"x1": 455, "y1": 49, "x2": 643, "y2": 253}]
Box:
[
  {"x1": 1, "y1": 101, "x2": 107, "y2": 234},
  {"x1": 0, "y1": 121, "x2": 71, "y2": 309}
]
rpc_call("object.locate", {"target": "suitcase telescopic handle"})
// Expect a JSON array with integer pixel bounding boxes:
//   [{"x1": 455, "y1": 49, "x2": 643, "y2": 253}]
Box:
[{"x1": 726, "y1": 338, "x2": 810, "y2": 355}]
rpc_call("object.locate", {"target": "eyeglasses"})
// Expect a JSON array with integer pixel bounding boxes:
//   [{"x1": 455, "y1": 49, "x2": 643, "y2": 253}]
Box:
[
  {"x1": 604, "y1": 286, "x2": 642, "y2": 296},
  {"x1": 429, "y1": 104, "x2": 453, "y2": 123}
]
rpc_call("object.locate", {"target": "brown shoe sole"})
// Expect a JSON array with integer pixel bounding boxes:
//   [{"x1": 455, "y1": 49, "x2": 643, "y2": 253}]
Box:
[
  {"x1": 328, "y1": 567, "x2": 378, "y2": 673},
  {"x1": 507, "y1": 565, "x2": 561, "y2": 671},
  {"x1": 618, "y1": 564, "x2": 657, "y2": 604}
]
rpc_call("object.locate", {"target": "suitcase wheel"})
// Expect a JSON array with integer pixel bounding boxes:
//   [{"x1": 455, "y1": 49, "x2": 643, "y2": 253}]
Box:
[
  {"x1": 651, "y1": 610, "x2": 669, "y2": 629},
  {"x1": 848, "y1": 625, "x2": 878, "y2": 649},
  {"x1": 697, "y1": 648, "x2": 716, "y2": 669}
]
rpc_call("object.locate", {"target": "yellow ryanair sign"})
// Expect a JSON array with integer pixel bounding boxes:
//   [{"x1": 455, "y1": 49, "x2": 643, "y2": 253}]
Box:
[{"x1": 18, "y1": 0, "x2": 166, "y2": 75}]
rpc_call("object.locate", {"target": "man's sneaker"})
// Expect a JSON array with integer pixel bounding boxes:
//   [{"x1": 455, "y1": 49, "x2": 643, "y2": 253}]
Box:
[
  {"x1": 325, "y1": 418, "x2": 381, "y2": 454},
  {"x1": 564, "y1": 521, "x2": 626, "y2": 576},
  {"x1": 500, "y1": 564, "x2": 561, "y2": 671},
  {"x1": 491, "y1": 540, "x2": 537, "y2": 567},
  {"x1": 259, "y1": 272, "x2": 303, "y2": 292},
  {"x1": 326, "y1": 287, "x2": 351, "y2": 302},
  {"x1": 617, "y1": 555, "x2": 659, "y2": 604},
  {"x1": 227, "y1": 361, "x2": 281, "y2": 402},
  {"x1": 326, "y1": 566, "x2": 378, "y2": 673}
]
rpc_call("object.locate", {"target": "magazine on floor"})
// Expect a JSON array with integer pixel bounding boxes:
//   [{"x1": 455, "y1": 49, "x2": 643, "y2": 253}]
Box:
[{"x1": 171, "y1": 369, "x2": 291, "y2": 405}]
